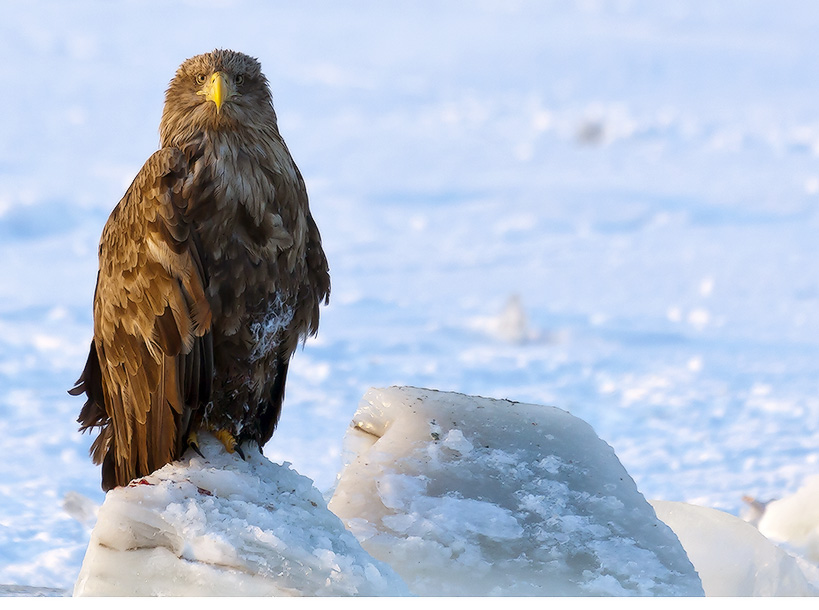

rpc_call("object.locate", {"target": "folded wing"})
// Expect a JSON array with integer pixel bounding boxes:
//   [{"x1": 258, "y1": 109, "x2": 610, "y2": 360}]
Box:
[{"x1": 72, "y1": 148, "x2": 213, "y2": 491}]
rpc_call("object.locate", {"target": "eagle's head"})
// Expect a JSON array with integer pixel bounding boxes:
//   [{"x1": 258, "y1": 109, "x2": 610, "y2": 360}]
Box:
[{"x1": 159, "y1": 49, "x2": 277, "y2": 147}]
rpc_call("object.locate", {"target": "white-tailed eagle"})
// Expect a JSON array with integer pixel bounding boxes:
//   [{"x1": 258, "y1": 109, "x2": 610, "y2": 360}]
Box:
[{"x1": 70, "y1": 49, "x2": 330, "y2": 491}]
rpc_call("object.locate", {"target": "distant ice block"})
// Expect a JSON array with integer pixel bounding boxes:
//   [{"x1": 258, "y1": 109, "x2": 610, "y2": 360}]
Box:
[
  {"x1": 328, "y1": 386, "x2": 703, "y2": 596},
  {"x1": 652, "y1": 501, "x2": 817, "y2": 596},
  {"x1": 73, "y1": 433, "x2": 409, "y2": 597},
  {"x1": 468, "y1": 294, "x2": 540, "y2": 344},
  {"x1": 758, "y1": 475, "x2": 819, "y2": 565}
]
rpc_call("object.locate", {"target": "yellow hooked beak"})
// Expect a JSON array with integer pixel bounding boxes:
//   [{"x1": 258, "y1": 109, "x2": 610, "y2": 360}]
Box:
[{"x1": 203, "y1": 71, "x2": 230, "y2": 113}]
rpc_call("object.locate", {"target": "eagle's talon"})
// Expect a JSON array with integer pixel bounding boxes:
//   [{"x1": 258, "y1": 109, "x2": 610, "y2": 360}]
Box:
[
  {"x1": 187, "y1": 432, "x2": 205, "y2": 458},
  {"x1": 213, "y1": 428, "x2": 244, "y2": 458}
]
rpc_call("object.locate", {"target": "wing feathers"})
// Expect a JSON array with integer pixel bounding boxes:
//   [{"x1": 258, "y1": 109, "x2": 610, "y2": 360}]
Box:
[{"x1": 75, "y1": 148, "x2": 212, "y2": 491}]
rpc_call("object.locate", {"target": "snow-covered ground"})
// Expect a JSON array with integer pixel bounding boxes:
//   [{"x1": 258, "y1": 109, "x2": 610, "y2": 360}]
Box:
[
  {"x1": 3, "y1": 0, "x2": 819, "y2": 593},
  {"x1": 73, "y1": 389, "x2": 705, "y2": 597},
  {"x1": 73, "y1": 432, "x2": 411, "y2": 597}
]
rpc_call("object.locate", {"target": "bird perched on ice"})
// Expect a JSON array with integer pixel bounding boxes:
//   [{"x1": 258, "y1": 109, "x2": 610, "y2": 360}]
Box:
[{"x1": 70, "y1": 49, "x2": 330, "y2": 491}]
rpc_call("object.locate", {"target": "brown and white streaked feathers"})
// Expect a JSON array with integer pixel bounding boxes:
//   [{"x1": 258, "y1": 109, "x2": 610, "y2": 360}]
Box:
[{"x1": 71, "y1": 50, "x2": 330, "y2": 491}]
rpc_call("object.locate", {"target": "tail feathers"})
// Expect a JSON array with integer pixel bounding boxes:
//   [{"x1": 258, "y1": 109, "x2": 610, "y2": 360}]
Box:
[
  {"x1": 72, "y1": 342, "x2": 108, "y2": 433},
  {"x1": 257, "y1": 357, "x2": 289, "y2": 448},
  {"x1": 71, "y1": 339, "x2": 204, "y2": 492}
]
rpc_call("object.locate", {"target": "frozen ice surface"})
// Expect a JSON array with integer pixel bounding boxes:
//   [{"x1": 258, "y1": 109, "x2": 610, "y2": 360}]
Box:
[
  {"x1": 73, "y1": 433, "x2": 409, "y2": 597},
  {"x1": 652, "y1": 500, "x2": 818, "y2": 596},
  {"x1": 328, "y1": 386, "x2": 703, "y2": 596}
]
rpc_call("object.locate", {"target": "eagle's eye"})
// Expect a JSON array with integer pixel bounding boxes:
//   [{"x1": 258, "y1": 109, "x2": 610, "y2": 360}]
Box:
[
  {"x1": 235, "y1": 74, "x2": 244, "y2": 86},
  {"x1": 195, "y1": 74, "x2": 207, "y2": 86}
]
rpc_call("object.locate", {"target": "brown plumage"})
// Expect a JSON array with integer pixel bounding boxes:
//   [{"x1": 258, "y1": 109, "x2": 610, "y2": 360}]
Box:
[{"x1": 70, "y1": 50, "x2": 330, "y2": 491}]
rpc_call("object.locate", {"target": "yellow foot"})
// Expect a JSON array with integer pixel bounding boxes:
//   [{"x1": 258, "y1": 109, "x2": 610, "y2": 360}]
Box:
[
  {"x1": 187, "y1": 431, "x2": 205, "y2": 458},
  {"x1": 212, "y1": 429, "x2": 246, "y2": 460}
]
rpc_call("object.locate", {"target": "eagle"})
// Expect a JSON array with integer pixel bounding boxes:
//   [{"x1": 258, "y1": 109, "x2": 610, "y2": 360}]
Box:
[{"x1": 70, "y1": 49, "x2": 330, "y2": 491}]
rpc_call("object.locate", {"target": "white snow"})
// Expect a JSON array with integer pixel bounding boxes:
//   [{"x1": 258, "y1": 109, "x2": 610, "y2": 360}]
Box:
[
  {"x1": 3, "y1": 0, "x2": 819, "y2": 596},
  {"x1": 73, "y1": 433, "x2": 408, "y2": 597},
  {"x1": 249, "y1": 294, "x2": 294, "y2": 363},
  {"x1": 328, "y1": 386, "x2": 703, "y2": 596}
]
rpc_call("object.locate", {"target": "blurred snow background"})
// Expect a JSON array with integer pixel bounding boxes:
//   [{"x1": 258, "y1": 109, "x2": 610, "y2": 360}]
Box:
[{"x1": 2, "y1": 0, "x2": 819, "y2": 592}]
